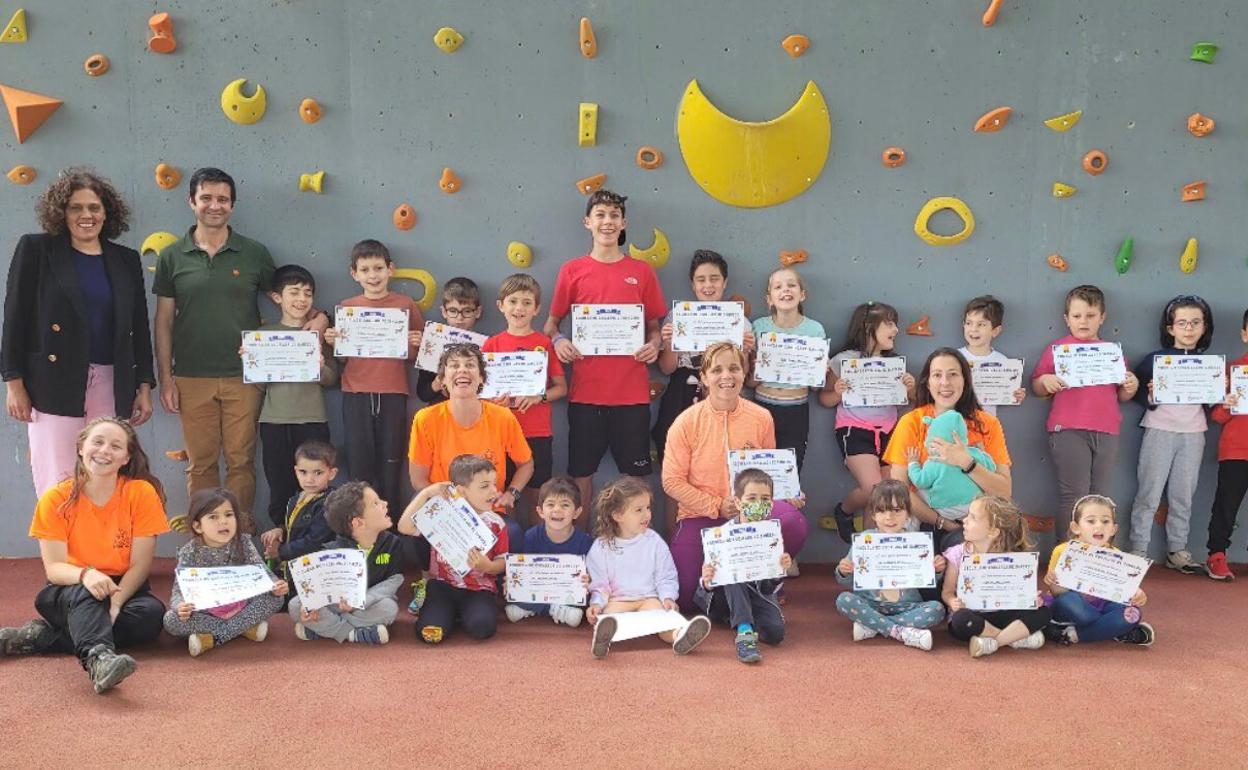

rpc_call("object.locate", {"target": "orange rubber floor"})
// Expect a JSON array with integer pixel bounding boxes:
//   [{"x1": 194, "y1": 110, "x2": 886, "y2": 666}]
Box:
[{"x1": 1, "y1": 557, "x2": 1244, "y2": 767}]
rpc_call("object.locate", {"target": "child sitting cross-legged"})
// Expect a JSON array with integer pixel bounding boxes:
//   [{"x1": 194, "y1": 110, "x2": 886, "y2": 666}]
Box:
[{"x1": 506, "y1": 476, "x2": 593, "y2": 627}]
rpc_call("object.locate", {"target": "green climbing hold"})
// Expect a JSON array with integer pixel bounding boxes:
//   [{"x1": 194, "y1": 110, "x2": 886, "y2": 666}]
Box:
[
  {"x1": 1115, "y1": 237, "x2": 1134, "y2": 275},
  {"x1": 1190, "y1": 42, "x2": 1218, "y2": 63}
]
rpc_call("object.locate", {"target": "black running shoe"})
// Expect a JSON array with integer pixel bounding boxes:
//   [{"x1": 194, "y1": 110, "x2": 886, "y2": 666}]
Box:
[{"x1": 1113, "y1": 622, "x2": 1155, "y2": 647}]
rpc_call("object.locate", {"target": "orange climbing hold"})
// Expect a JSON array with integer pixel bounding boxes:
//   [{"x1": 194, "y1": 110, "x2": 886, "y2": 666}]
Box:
[
  {"x1": 393, "y1": 203, "x2": 417, "y2": 230},
  {"x1": 0, "y1": 84, "x2": 63, "y2": 144},
  {"x1": 1181, "y1": 181, "x2": 1206, "y2": 202},
  {"x1": 299, "y1": 98, "x2": 322, "y2": 124},
  {"x1": 1187, "y1": 112, "x2": 1214, "y2": 137},
  {"x1": 579, "y1": 17, "x2": 597, "y2": 59},
  {"x1": 906, "y1": 315, "x2": 933, "y2": 337},
  {"x1": 7, "y1": 165, "x2": 35, "y2": 184},
  {"x1": 147, "y1": 12, "x2": 176, "y2": 54},
  {"x1": 438, "y1": 167, "x2": 461, "y2": 194},
  {"x1": 1046, "y1": 253, "x2": 1068, "y2": 272},
  {"x1": 575, "y1": 172, "x2": 607, "y2": 195},
  {"x1": 636, "y1": 146, "x2": 664, "y2": 170},
  {"x1": 84, "y1": 54, "x2": 110, "y2": 77},
  {"x1": 982, "y1": 0, "x2": 1005, "y2": 26},
  {"x1": 1082, "y1": 149, "x2": 1107, "y2": 176},
  {"x1": 165, "y1": 449, "x2": 188, "y2": 462},
  {"x1": 1024, "y1": 514, "x2": 1054, "y2": 533},
  {"x1": 154, "y1": 163, "x2": 181, "y2": 190},
  {"x1": 881, "y1": 147, "x2": 906, "y2": 168},
  {"x1": 973, "y1": 106, "x2": 1012, "y2": 132},
  {"x1": 778, "y1": 249, "x2": 808, "y2": 267},
  {"x1": 781, "y1": 34, "x2": 810, "y2": 58}
]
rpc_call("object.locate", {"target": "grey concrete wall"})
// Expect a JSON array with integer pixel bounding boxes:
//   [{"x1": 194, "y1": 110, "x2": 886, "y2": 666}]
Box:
[{"x1": 2, "y1": 0, "x2": 1246, "y2": 561}]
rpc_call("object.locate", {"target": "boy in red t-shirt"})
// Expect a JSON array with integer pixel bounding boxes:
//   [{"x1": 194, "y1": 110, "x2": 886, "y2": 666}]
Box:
[
  {"x1": 1206, "y1": 309, "x2": 1248, "y2": 580},
  {"x1": 543, "y1": 190, "x2": 667, "y2": 525},
  {"x1": 482, "y1": 274, "x2": 567, "y2": 526}
]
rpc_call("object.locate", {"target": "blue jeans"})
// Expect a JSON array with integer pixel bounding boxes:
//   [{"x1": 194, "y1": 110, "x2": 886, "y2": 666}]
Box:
[
  {"x1": 1052, "y1": 592, "x2": 1139, "y2": 642},
  {"x1": 515, "y1": 602, "x2": 551, "y2": 615}
]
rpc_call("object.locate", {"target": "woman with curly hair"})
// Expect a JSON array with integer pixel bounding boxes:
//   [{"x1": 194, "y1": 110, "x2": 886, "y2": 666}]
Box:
[{"x1": 1, "y1": 167, "x2": 155, "y2": 495}]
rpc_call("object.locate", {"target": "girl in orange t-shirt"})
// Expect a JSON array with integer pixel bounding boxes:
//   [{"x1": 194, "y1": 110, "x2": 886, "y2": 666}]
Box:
[{"x1": 0, "y1": 417, "x2": 169, "y2": 694}]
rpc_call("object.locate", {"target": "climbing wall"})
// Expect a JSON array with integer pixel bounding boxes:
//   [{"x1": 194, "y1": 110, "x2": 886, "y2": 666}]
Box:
[{"x1": 1, "y1": 0, "x2": 1246, "y2": 561}]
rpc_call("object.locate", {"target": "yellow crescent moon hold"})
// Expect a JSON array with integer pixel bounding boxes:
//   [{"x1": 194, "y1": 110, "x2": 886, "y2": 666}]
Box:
[
  {"x1": 393, "y1": 268, "x2": 438, "y2": 311},
  {"x1": 220, "y1": 78, "x2": 267, "y2": 125},
  {"x1": 141, "y1": 231, "x2": 178, "y2": 256},
  {"x1": 676, "y1": 79, "x2": 831, "y2": 208},
  {"x1": 628, "y1": 228, "x2": 670, "y2": 269}
]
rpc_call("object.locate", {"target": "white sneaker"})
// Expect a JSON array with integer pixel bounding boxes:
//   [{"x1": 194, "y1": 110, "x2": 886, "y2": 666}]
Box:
[
  {"x1": 188, "y1": 633, "x2": 214, "y2": 657},
  {"x1": 1129, "y1": 548, "x2": 1149, "y2": 560},
  {"x1": 673, "y1": 615, "x2": 712, "y2": 655},
  {"x1": 852, "y1": 622, "x2": 879, "y2": 642},
  {"x1": 786, "y1": 560, "x2": 800, "y2": 577},
  {"x1": 895, "y1": 626, "x2": 933, "y2": 651},
  {"x1": 242, "y1": 621, "x2": 268, "y2": 642},
  {"x1": 969, "y1": 635, "x2": 999, "y2": 658},
  {"x1": 1009, "y1": 630, "x2": 1046, "y2": 650},
  {"x1": 549, "y1": 604, "x2": 584, "y2": 627},
  {"x1": 504, "y1": 605, "x2": 536, "y2": 623},
  {"x1": 1166, "y1": 550, "x2": 1203, "y2": 574}
]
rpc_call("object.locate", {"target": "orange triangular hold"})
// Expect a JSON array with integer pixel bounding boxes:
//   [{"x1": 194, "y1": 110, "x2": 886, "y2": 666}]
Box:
[{"x1": 1, "y1": 83, "x2": 63, "y2": 143}]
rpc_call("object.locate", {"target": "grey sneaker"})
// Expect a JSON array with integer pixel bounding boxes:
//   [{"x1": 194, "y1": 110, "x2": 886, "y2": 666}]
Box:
[
  {"x1": 0, "y1": 618, "x2": 54, "y2": 656},
  {"x1": 85, "y1": 644, "x2": 137, "y2": 694},
  {"x1": 673, "y1": 615, "x2": 712, "y2": 655},
  {"x1": 591, "y1": 615, "x2": 617, "y2": 659},
  {"x1": 1166, "y1": 550, "x2": 1204, "y2": 575}
]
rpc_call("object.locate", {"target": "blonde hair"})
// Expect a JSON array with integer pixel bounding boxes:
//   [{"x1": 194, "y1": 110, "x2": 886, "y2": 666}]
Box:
[
  {"x1": 764, "y1": 266, "x2": 807, "y2": 316},
  {"x1": 699, "y1": 342, "x2": 747, "y2": 379},
  {"x1": 592, "y1": 477, "x2": 651, "y2": 544},
  {"x1": 972, "y1": 495, "x2": 1033, "y2": 553}
]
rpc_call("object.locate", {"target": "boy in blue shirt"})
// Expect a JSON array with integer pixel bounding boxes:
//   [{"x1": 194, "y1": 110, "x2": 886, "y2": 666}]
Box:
[{"x1": 505, "y1": 476, "x2": 593, "y2": 627}]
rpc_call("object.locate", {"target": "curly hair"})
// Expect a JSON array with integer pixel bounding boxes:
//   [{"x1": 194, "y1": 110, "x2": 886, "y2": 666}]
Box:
[
  {"x1": 592, "y1": 477, "x2": 652, "y2": 545},
  {"x1": 35, "y1": 167, "x2": 131, "y2": 241}
]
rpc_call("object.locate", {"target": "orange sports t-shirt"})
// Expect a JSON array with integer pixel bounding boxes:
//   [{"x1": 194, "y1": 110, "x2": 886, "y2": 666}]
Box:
[
  {"x1": 408, "y1": 401, "x2": 533, "y2": 490},
  {"x1": 881, "y1": 405, "x2": 1012, "y2": 469},
  {"x1": 28, "y1": 477, "x2": 169, "y2": 576}
]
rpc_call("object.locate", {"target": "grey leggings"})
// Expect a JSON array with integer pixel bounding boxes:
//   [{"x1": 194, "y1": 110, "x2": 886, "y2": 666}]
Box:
[
  {"x1": 1128, "y1": 428, "x2": 1204, "y2": 553},
  {"x1": 163, "y1": 592, "x2": 284, "y2": 644},
  {"x1": 1048, "y1": 429, "x2": 1119, "y2": 538}
]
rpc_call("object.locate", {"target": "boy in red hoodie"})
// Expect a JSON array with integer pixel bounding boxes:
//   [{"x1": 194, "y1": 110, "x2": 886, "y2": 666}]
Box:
[{"x1": 1205, "y1": 308, "x2": 1248, "y2": 580}]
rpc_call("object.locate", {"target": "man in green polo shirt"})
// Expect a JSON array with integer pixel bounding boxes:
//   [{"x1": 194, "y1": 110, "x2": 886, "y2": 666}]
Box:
[{"x1": 153, "y1": 167, "x2": 326, "y2": 520}]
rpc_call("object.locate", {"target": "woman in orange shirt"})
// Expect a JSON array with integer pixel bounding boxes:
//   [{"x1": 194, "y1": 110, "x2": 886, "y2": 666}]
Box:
[
  {"x1": 0, "y1": 417, "x2": 168, "y2": 693},
  {"x1": 882, "y1": 348, "x2": 1013, "y2": 549},
  {"x1": 662, "y1": 342, "x2": 809, "y2": 611}
]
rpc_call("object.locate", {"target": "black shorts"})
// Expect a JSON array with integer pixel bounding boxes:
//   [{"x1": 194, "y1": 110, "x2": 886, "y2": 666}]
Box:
[
  {"x1": 566, "y1": 403, "x2": 653, "y2": 478},
  {"x1": 507, "y1": 436, "x2": 553, "y2": 490},
  {"x1": 834, "y1": 425, "x2": 893, "y2": 459}
]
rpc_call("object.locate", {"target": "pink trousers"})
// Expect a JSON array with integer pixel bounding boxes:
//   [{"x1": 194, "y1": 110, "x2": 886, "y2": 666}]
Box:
[{"x1": 28, "y1": 364, "x2": 115, "y2": 496}]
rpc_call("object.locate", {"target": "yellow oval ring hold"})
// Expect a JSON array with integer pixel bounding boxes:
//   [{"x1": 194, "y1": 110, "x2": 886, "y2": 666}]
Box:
[
  {"x1": 140, "y1": 231, "x2": 179, "y2": 256},
  {"x1": 914, "y1": 197, "x2": 975, "y2": 246},
  {"x1": 628, "y1": 228, "x2": 671, "y2": 268},
  {"x1": 393, "y1": 268, "x2": 438, "y2": 311}
]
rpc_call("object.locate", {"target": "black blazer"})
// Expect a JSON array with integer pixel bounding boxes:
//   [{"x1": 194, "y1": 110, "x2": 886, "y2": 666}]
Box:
[{"x1": 1, "y1": 233, "x2": 155, "y2": 417}]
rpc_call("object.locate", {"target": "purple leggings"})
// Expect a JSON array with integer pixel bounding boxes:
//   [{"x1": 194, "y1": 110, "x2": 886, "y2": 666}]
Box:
[{"x1": 671, "y1": 500, "x2": 809, "y2": 613}]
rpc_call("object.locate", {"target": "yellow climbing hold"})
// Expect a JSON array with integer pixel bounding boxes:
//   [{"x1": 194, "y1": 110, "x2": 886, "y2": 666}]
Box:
[
  {"x1": 1052, "y1": 182, "x2": 1077, "y2": 198},
  {"x1": 507, "y1": 241, "x2": 533, "y2": 268},
  {"x1": 220, "y1": 79, "x2": 267, "y2": 125},
  {"x1": 393, "y1": 268, "x2": 438, "y2": 311},
  {"x1": 1, "y1": 8, "x2": 26, "y2": 43},
  {"x1": 140, "y1": 231, "x2": 178, "y2": 256},
  {"x1": 578, "y1": 102, "x2": 598, "y2": 147},
  {"x1": 298, "y1": 171, "x2": 325, "y2": 193},
  {"x1": 628, "y1": 228, "x2": 670, "y2": 269},
  {"x1": 434, "y1": 27, "x2": 464, "y2": 53},
  {"x1": 1043, "y1": 110, "x2": 1082, "y2": 132},
  {"x1": 914, "y1": 197, "x2": 975, "y2": 247},
  {"x1": 1180, "y1": 238, "x2": 1199, "y2": 274}
]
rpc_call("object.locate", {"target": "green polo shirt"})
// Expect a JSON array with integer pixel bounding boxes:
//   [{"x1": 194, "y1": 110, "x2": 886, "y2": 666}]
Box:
[{"x1": 153, "y1": 226, "x2": 276, "y2": 377}]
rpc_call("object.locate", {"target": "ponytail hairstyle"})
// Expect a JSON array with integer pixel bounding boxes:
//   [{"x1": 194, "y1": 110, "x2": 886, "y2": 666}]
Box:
[
  {"x1": 186, "y1": 488, "x2": 251, "y2": 562},
  {"x1": 59, "y1": 417, "x2": 165, "y2": 516},
  {"x1": 973, "y1": 495, "x2": 1033, "y2": 554},
  {"x1": 592, "y1": 477, "x2": 652, "y2": 545},
  {"x1": 841, "y1": 301, "x2": 900, "y2": 357}
]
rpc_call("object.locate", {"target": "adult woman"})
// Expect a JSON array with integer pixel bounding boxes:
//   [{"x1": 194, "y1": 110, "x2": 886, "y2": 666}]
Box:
[
  {"x1": 882, "y1": 348, "x2": 1013, "y2": 546},
  {"x1": 662, "y1": 342, "x2": 809, "y2": 612},
  {"x1": 408, "y1": 343, "x2": 533, "y2": 545},
  {"x1": 0, "y1": 417, "x2": 168, "y2": 693},
  {"x1": 2, "y1": 168, "x2": 154, "y2": 495}
]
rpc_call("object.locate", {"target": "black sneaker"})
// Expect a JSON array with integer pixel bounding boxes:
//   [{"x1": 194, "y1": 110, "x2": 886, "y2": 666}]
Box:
[
  {"x1": 0, "y1": 618, "x2": 55, "y2": 656},
  {"x1": 1114, "y1": 621, "x2": 1155, "y2": 647},
  {"x1": 833, "y1": 503, "x2": 855, "y2": 544},
  {"x1": 1042, "y1": 620, "x2": 1075, "y2": 646},
  {"x1": 85, "y1": 644, "x2": 137, "y2": 694}
]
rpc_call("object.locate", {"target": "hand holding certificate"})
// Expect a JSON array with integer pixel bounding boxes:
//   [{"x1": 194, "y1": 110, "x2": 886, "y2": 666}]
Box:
[
  {"x1": 1052, "y1": 342, "x2": 1125, "y2": 388},
  {"x1": 572, "y1": 304, "x2": 646, "y2": 356},
  {"x1": 968, "y1": 358, "x2": 1025, "y2": 407},
  {"x1": 851, "y1": 532, "x2": 936, "y2": 591},
  {"x1": 957, "y1": 552, "x2": 1039, "y2": 611},
  {"x1": 670, "y1": 301, "x2": 745, "y2": 353},
  {"x1": 726, "y1": 449, "x2": 801, "y2": 501},
  {"x1": 1152, "y1": 354, "x2": 1226, "y2": 405},
  {"x1": 754, "y1": 333, "x2": 829, "y2": 388},
  {"x1": 700, "y1": 519, "x2": 786, "y2": 587},
  {"x1": 334, "y1": 306, "x2": 409, "y2": 359},
  {"x1": 505, "y1": 554, "x2": 587, "y2": 605},
  {"x1": 241, "y1": 330, "x2": 321, "y2": 384},
  {"x1": 415, "y1": 323, "x2": 489, "y2": 373},
  {"x1": 839, "y1": 356, "x2": 908, "y2": 407},
  {"x1": 288, "y1": 549, "x2": 367, "y2": 611},
  {"x1": 176, "y1": 565, "x2": 275, "y2": 610},
  {"x1": 412, "y1": 491, "x2": 497, "y2": 576},
  {"x1": 479, "y1": 350, "x2": 548, "y2": 399},
  {"x1": 1231, "y1": 365, "x2": 1248, "y2": 416},
  {"x1": 1053, "y1": 543, "x2": 1151, "y2": 603}
]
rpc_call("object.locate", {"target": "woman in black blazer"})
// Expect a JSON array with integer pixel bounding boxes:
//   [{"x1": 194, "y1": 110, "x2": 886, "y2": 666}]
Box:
[{"x1": 2, "y1": 168, "x2": 155, "y2": 494}]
